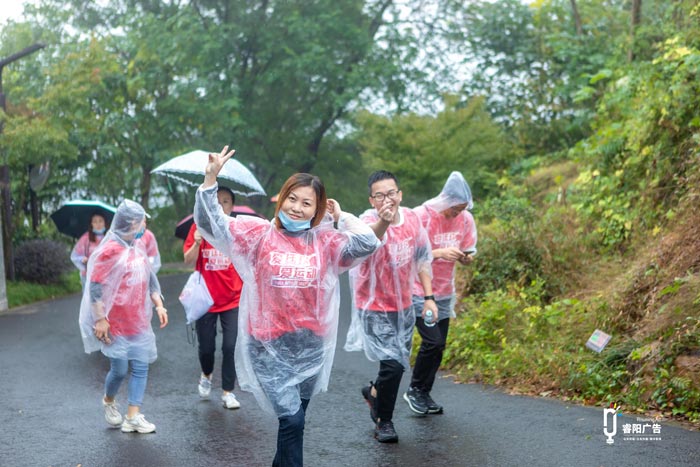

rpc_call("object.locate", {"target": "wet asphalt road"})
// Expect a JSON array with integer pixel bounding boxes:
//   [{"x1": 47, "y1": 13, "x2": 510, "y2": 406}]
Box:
[{"x1": 1, "y1": 273, "x2": 699, "y2": 467}]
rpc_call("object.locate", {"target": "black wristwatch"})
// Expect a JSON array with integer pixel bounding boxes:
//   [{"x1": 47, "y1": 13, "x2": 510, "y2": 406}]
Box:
[{"x1": 423, "y1": 295, "x2": 435, "y2": 301}]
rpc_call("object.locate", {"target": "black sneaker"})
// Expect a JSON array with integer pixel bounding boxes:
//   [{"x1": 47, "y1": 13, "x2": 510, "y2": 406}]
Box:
[
  {"x1": 374, "y1": 420, "x2": 399, "y2": 443},
  {"x1": 403, "y1": 386, "x2": 429, "y2": 414},
  {"x1": 361, "y1": 382, "x2": 378, "y2": 423},
  {"x1": 425, "y1": 393, "x2": 444, "y2": 414}
]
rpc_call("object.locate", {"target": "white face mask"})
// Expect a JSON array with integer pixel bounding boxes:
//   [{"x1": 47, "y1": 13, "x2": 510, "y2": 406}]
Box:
[{"x1": 278, "y1": 210, "x2": 311, "y2": 232}]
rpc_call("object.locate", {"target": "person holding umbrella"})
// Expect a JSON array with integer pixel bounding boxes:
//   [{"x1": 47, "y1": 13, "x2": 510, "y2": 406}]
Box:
[
  {"x1": 183, "y1": 185, "x2": 244, "y2": 409},
  {"x1": 70, "y1": 212, "x2": 110, "y2": 287},
  {"x1": 194, "y1": 146, "x2": 387, "y2": 467},
  {"x1": 78, "y1": 199, "x2": 168, "y2": 434}
]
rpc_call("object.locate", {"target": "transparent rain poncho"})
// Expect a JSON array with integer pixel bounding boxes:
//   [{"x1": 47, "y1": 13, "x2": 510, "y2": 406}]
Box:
[
  {"x1": 411, "y1": 171, "x2": 478, "y2": 319},
  {"x1": 78, "y1": 200, "x2": 161, "y2": 363},
  {"x1": 139, "y1": 229, "x2": 162, "y2": 274},
  {"x1": 344, "y1": 207, "x2": 433, "y2": 369},
  {"x1": 70, "y1": 231, "x2": 105, "y2": 278},
  {"x1": 195, "y1": 183, "x2": 380, "y2": 417}
]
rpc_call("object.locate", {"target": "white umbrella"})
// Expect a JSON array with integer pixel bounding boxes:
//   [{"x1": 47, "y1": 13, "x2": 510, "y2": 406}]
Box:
[{"x1": 151, "y1": 150, "x2": 266, "y2": 197}]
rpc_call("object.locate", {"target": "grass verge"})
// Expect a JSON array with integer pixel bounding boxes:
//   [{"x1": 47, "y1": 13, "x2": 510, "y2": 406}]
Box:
[{"x1": 6, "y1": 272, "x2": 82, "y2": 308}]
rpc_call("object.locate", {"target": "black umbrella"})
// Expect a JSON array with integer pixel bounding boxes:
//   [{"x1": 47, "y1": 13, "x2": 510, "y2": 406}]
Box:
[
  {"x1": 50, "y1": 200, "x2": 117, "y2": 239},
  {"x1": 175, "y1": 207, "x2": 265, "y2": 240}
]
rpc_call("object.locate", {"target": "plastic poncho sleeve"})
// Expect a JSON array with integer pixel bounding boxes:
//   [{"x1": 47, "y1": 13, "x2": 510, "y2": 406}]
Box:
[
  {"x1": 335, "y1": 212, "x2": 382, "y2": 271},
  {"x1": 194, "y1": 185, "x2": 238, "y2": 264},
  {"x1": 70, "y1": 233, "x2": 91, "y2": 274},
  {"x1": 140, "y1": 229, "x2": 162, "y2": 274},
  {"x1": 414, "y1": 219, "x2": 433, "y2": 279}
]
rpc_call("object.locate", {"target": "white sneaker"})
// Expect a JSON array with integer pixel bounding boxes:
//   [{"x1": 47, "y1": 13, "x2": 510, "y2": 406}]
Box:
[
  {"x1": 121, "y1": 413, "x2": 156, "y2": 434},
  {"x1": 103, "y1": 397, "x2": 122, "y2": 426},
  {"x1": 198, "y1": 374, "x2": 212, "y2": 399},
  {"x1": 222, "y1": 392, "x2": 241, "y2": 409}
]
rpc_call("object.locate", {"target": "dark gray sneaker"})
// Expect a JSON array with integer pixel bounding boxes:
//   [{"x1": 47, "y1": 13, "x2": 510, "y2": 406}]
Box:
[
  {"x1": 425, "y1": 393, "x2": 444, "y2": 414},
  {"x1": 375, "y1": 420, "x2": 399, "y2": 443},
  {"x1": 403, "y1": 386, "x2": 429, "y2": 414},
  {"x1": 361, "y1": 383, "x2": 378, "y2": 423}
]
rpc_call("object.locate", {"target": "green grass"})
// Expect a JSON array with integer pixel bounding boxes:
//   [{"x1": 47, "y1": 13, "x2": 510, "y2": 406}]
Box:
[
  {"x1": 6, "y1": 271, "x2": 82, "y2": 308},
  {"x1": 4, "y1": 266, "x2": 188, "y2": 310}
]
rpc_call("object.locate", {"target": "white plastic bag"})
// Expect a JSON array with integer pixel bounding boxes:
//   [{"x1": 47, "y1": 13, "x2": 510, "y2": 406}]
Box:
[{"x1": 179, "y1": 271, "x2": 213, "y2": 324}]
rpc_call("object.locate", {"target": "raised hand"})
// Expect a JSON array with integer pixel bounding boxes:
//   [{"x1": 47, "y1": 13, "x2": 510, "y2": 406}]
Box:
[
  {"x1": 327, "y1": 199, "x2": 342, "y2": 223},
  {"x1": 376, "y1": 201, "x2": 395, "y2": 223},
  {"x1": 204, "y1": 145, "x2": 236, "y2": 188}
]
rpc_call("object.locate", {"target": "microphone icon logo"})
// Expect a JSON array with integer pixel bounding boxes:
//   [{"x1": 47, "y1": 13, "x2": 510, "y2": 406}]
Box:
[{"x1": 603, "y1": 402, "x2": 619, "y2": 444}]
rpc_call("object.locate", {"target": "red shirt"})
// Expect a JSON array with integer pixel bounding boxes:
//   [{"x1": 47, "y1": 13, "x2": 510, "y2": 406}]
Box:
[
  {"x1": 184, "y1": 223, "x2": 243, "y2": 312},
  {"x1": 90, "y1": 240, "x2": 150, "y2": 336}
]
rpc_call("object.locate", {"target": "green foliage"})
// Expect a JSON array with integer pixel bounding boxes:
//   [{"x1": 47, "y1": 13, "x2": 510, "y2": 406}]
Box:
[
  {"x1": 569, "y1": 36, "x2": 700, "y2": 250},
  {"x1": 441, "y1": 0, "x2": 627, "y2": 154},
  {"x1": 444, "y1": 282, "x2": 587, "y2": 383},
  {"x1": 446, "y1": 285, "x2": 699, "y2": 421},
  {"x1": 355, "y1": 95, "x2": 512, "y2": 204},
  {"x1": 464, "y1": 184, "x2": 590, "y2": 299},
  {"x1": 466, "y1": 195, "x2": 543, "y2": 294},
  {"x1": 14, "y1": 239, "x2": 72, "y2": 284},
  {"x1": 6, "y1": 272, "x2": 82, "y2": 308}
]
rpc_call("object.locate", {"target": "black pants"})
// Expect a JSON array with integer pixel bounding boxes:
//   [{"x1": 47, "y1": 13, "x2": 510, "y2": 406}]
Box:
[
  {"x1": 410, "y1": 317, "x2": 450, "y2": 393},
  {"x1": 196, "y1": 308, "x2": 238, "y2": 391},
  {"x1": 374, "y1": 359, "x2": 404, "y2": 422}
]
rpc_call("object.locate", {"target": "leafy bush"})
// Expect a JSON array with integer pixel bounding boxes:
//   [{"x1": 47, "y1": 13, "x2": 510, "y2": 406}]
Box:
[
  {"x1": 467, "y1": 195, "x2": 544, "y2": 295},
  {"x1": 14, "y1": 239, "x2": 72, "y2": 284},
  {"x1": 445, "y1": 282, "x2": 588, "y2": 385}
]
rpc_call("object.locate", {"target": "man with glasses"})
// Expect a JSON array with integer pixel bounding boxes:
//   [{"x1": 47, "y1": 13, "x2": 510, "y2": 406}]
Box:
[
  {"x1": 345, "y1": 170, "x2": 437, "y2": 443},
  {"x1": 404, "y1": 171, "x2": 477, "y2": 415}
]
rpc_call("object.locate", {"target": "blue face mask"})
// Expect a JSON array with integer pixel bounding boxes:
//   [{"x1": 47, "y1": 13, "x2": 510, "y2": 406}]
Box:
[
  {"x1": 134, "y1": 227, "x2": 146, "y2": 239},
  {"x1": 278, "y1": 210, "x2": 311, "y2": 232},
  {"x1": 93, "y1": 228, "x2": 106, "y2": 235}
]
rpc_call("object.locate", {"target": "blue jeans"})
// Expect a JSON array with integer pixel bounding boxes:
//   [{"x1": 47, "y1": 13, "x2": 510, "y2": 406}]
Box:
[
  {"x1": 273, "y1": 398, "x2": 310, "y2": 467},
  {"x1": 104, "y1": 358, "x2": 149, "y2": 407}
]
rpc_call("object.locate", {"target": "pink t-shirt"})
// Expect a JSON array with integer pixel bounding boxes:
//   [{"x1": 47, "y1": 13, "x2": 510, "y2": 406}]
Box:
[
  {"x1": 412, "y1": 205, "x2": 477, "y2": 298},
  {"x1": 352, "y1": 207, "x2": 432, "y2": 312},
  {"x1": 140, "y1": 229, "x2": 158, "y2": 257},
  {"x1": 225, "y1": 216, "x2": 352, "y2": 341},
  {"x1": 72, "y1": 232, "x2": 104, "y2": 277}
]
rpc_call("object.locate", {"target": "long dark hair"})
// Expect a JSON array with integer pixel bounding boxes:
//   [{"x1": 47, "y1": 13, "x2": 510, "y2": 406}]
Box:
[
  {"x1": 87, "y1": 213, "x2": 110, "y2": 243},
  {"x1": 273, "y1": 173, "x2": 327, "y2": 230}
]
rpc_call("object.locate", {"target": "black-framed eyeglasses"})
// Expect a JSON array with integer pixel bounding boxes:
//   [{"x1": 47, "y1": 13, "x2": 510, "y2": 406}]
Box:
[{"x1": 370, "y1": 190, "x2": 400, "y2": 202}]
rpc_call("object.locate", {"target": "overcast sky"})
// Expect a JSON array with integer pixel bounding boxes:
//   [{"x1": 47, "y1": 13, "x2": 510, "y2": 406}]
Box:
[{"x1": 1, "y1": 0, "x2": 32, "y2": 23}]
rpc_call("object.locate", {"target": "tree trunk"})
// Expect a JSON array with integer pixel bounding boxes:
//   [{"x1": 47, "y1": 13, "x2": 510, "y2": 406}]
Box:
[
  {"x1": 0, "y1": 165, "x2": 15, "y2": 280},
  {"x1": 30, "y1": 189, "x2": 39, "y2": 232},
  {"x1": 628, "y1": 0, "x2": 642, "y2": 62},
  {"x1": 141, "y1": 166, "x2": 151, "y2": 210},
  {"x1": 569, "y1": 0, "x2": 582, "y2": 36}
]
